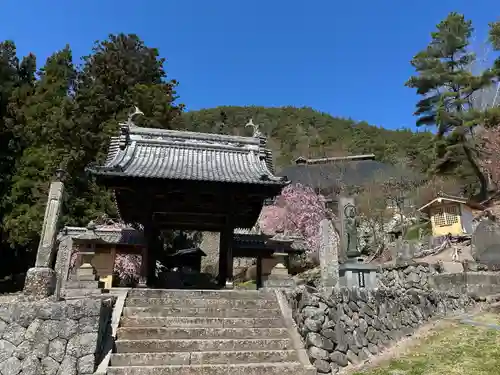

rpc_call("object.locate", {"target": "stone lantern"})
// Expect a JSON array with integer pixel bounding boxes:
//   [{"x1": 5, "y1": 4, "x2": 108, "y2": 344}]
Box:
[{"x1": 263, "y1": 230, "x2": 295, "y2": 289}]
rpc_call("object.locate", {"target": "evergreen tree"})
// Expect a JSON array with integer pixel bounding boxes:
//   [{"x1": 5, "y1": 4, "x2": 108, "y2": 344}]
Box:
[
  {"x1": 406, "y1": 12, "x2": 496, "y2": 199},
  {"x1": 74, "y1": 33, "x2": 183, "y2": 164},
  {"x1": 0, "y1": 41, "x2": 37, "y2": 277},
  {"x1": 2, "y1": 46, "x2": 76, "y2": 249},
  {"x1": 481, "y1": 21, "x2": 500, "y2": 128},
  {"x1": 0, "y1": 43, "x2": 36, "y2": 210},
  {"x1": 0, "y1": 41, "x2": 21, "y2": 213},
  {"x1": 66, "y1": 34, "x2": 184, "y2": 226},
  {"x1": 490, "y1": 21, "x2": 500, "y2": 63}
]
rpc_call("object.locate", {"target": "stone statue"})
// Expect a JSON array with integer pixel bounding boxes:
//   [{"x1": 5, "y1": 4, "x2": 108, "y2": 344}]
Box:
[{"x1": 344, "y1": 203, "x2": 360, "y2": 259}]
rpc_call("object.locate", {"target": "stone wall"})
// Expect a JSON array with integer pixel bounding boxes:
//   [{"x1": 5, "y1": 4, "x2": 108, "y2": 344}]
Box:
[
  {"x1": 377, "y1": 262, "x2": 439, "y2": 291},
  {"x1": 379, "y1": 261, "x2": 500, "y2": 298},
  {"x1": 286, "y1": 286, "x2": 474, "y2": 374},
  {"x1": 0, "y1": 297, "x2": 114, "y2": 375},
  {"x1": 432, "y1": 272, "x2": 500, "y2": 297}
]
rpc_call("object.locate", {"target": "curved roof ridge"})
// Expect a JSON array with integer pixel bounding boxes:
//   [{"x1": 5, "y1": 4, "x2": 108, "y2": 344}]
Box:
[
  {"x1": 129, "y1": 126, "x2": 262, "y2": 146},
  {"x1": 88, "y1": 123, "x2": 288, "y2": 186}
]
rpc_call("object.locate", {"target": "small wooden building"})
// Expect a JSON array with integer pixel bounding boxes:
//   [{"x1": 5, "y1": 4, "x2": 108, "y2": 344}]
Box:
[
  {"x1": 65, "y1": 223, "x2": 146, "y2": 289},
  {"x1": 418, "y1": 194, "x2": 484, "y2": 237}
]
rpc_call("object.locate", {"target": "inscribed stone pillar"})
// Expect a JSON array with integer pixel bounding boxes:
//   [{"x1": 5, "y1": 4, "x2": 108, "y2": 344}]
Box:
[
  {"x1": 35, "y1": 180, "x2": 65, "y2": 267},
  {"x1": 24, "y1": 172, "x2": 65, "y2": 299},
  {"x1": 54, "y1": 235, "x2": 74, "y2": 295},
  {"x1": 319, "y1": 219, "x2": 339, "y2": 296}
]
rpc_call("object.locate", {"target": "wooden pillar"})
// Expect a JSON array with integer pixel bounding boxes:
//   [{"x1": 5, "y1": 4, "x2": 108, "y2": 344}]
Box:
[
  {"x1": 218, "y1": 229, "x2": 228, "y2": 287},
  {"x1": 218, "y1": 193, "x2": 234, "y2": 289},
  {"x1": 226, "y1": 226, "x2": 234, "y2": 289},
  {"x1": 138, "y1": 246, "x2": 148, "y2": 287},
  {"x1": 107, "y1": 245, "x2": 116, "y2": 289},
  {"x1": 218, "y1": 224, "x2": 234, "y2": 289},
  {"x1": 144, "y1": 224, "x2": 160, "y2": 287},
  {"x1": 256, "y1": 256, "x2": 263, "y2": 289}
]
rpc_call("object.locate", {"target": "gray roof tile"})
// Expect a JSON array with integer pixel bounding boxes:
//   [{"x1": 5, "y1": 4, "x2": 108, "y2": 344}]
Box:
[{"x1": 89, "y1": 125, "x2": 287, "y2": 185}]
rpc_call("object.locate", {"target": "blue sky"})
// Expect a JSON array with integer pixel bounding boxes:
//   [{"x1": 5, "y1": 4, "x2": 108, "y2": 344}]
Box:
[{"x1": 0, "y1": 0, "x2": 498, "y2": 130}]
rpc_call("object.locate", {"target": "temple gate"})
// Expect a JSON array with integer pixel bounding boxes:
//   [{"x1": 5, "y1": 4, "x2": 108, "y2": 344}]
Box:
[{"x1": 85, "y1": 110, "x2": 288, "y2": 288}]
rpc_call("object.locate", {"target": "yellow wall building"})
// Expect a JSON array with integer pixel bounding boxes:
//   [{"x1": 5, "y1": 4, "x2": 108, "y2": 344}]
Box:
[{"x1": 418, "y1": 195, "x2": 484, "y2": 237}]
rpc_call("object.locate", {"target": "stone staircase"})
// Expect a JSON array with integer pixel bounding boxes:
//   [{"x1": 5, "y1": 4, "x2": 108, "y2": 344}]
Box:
[
  {"x1": 63, "y1": 279, "x2": 105, "y2": 298},
  {"x1": 107, "y1": 289, "x2": 314, "y2": 375},
  {"x1": 62, "y1": 263, "x2": 106, "y2": 298}
]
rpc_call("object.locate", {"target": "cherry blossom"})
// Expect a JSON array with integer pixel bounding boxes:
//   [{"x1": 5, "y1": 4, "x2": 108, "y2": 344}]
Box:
[{"x1": 259, "y1": 183, "x2": 331, "y2": 254}]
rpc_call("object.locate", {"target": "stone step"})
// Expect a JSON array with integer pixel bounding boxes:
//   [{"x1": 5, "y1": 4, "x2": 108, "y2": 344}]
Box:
[
  {"x1": 65, "y1": 280, "x2": 100, "y2": 289},
  {"x1": 122, "y1": 306, "x2": 280, "y2": 318},
  {"x1": 125, "y1": 297, "x2": 279, "y2": 309},
  {"x1": 117, "y1": 327, "x2": 288, "y2": 340},
  {"x1": 120, "y1": 316, "x2": 285, "y2": 328},
  {"x1": 127, "y1": 289, "x2": 275, "y2": 300},
  {"x1": 107, "y1": 363, "x2": 313, "y2": 375},
  {"x1": 62, "y1": 288, "x2": 103, "y2": 297},
  {"x1": 72, "y1": 274, "x2": 98, "y2": 281},
  {"x1": 115, "y1": 338, "x2": 292, "y2": 353},
  {"x1": 110, "y1": 350, "x2": 298, "y2": 366}
]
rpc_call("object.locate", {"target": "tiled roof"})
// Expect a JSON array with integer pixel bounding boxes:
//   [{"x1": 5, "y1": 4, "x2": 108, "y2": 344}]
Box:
[
  {"x1": 61, "y1": 226, "x2": 145, "y2": 245},
  {"x1": 88, "y1": 122, "x2": 287, "y2": 186}
]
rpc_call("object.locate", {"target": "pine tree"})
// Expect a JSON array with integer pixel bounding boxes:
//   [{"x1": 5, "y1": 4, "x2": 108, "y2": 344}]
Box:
[
  {"x1": 406, "y1": 12, "x2": 496, "y2": 199},
  {"x1": 481, "y1": 20, "x2": 500, "y2": 128}
]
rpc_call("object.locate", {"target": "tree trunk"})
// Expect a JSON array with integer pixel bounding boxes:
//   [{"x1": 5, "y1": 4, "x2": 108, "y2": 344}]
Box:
[{"x1": 462, "y1": 143, "x2": 488, "y2": 200}]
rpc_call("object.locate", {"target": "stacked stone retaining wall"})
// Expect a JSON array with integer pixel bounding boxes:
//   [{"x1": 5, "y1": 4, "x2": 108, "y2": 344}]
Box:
[
  {"x1": 379, "y1": 261, "x2": 500, "y2": 298},
  {"x1": 432, "y1": 272, "x2": 500, "y2": 297},
  {"x1": 0, "y1": 297, "x2": 113, "y2": 375},
  {"x1": 286, "y1": 286, "x2": 474, "y2": 374},
  {"x1": 377, "y1": 262, "x2": 439, "y2": 291}
]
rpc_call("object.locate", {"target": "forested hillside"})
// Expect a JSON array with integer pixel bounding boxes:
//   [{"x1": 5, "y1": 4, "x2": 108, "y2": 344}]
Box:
[{"x1": 174, "y1": 107, "x2": 435, "y2": 171}]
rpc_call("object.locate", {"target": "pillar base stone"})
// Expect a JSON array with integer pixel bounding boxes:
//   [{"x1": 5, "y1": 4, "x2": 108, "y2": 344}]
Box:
[{"x1": 23, "y1": 267, "x2": 56, "y2": 300}]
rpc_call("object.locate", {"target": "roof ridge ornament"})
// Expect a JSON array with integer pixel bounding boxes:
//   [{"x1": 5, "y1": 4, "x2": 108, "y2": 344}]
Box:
[
  {"x1": 118, "y1": 106, "x2": 144, "y2": 149},
  {"x1": 120, "y1": 106, "x2": 145, "y2": 129},
  {"x1": 245, "y1": 118, "x2": 262, "y2": 138}
]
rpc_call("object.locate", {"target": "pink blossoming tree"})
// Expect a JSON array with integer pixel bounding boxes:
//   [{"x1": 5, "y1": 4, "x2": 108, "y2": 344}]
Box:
[
  {"x1": 113, "y1": 254, "x2": 142, "y2": 284},
  {"x1": 259, "y1": 183, "x2": 333, "y2": 256}
]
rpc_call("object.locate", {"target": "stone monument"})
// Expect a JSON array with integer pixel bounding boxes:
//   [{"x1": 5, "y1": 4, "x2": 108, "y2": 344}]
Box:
[
  {"x1": 338, "y1": 197, "x2": 377, "y2": 289},
  {"x1": 318, "y1": 218, "x2": 339, "y2": 296},
  {"x1": 23, "y1": 169, "x2": 65, "y2": 299},
  {"x1": 472, "y1": 218, "x2": 500, "y2": 265}
]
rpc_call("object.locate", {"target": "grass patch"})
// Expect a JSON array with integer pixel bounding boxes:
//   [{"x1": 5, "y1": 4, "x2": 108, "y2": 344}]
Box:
[
  {"x1": 234, "y1": 280, "x2": 257, "y2": 290},
  {"x1": 469, "y1": 312, "x2": 500, "y2": 325},
  {"x1": 354, "y1": 320, "x2": 500, "y2": 375}
]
